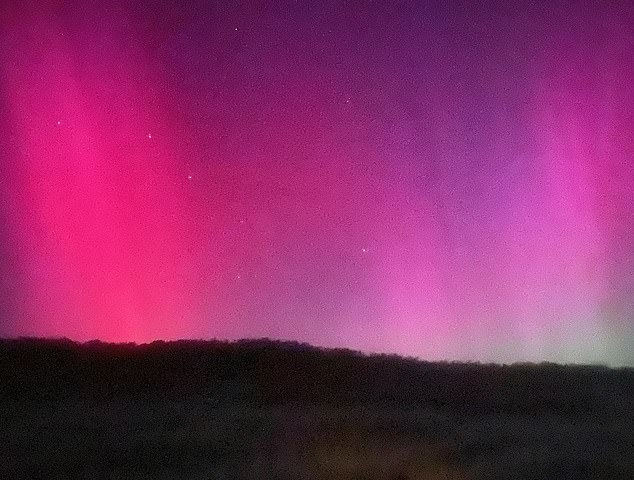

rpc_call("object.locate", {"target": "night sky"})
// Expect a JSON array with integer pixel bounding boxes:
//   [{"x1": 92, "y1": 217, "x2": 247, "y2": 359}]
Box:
[{"x1": 1, "y1": 1, "x2": 633, "y2": 365}]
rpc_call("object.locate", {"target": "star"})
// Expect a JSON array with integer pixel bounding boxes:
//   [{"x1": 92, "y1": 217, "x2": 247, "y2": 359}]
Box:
[{"x1": 147, "y1": 133, "x2": 152, "y2": 139}]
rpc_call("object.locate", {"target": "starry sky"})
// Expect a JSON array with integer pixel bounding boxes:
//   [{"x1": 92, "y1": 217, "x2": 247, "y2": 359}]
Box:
[{"x1": 1, "y1": 1, "x2": 633, "y2": 365}]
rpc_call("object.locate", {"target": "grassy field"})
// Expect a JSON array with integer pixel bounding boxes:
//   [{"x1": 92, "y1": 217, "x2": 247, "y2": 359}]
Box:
[{"x1": 1, "y1": 339, "x2": 633, "y2": 479}]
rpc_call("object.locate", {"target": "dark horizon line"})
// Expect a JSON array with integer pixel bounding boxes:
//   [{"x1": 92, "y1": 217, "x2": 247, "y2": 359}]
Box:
[{"x1": 1, "y1": 335, "x2": 630, "y2": 371}]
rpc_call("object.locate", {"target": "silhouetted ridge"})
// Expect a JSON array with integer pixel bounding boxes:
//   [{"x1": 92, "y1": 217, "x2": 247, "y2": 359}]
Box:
[{"x1": 1, "y1": 338, "x2": 632, "y2": 417}]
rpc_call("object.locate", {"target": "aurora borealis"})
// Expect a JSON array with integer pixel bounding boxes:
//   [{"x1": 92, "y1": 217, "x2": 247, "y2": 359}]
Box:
[{"x1": 1, "y1": 1, "x2": 633, "y2": 365}]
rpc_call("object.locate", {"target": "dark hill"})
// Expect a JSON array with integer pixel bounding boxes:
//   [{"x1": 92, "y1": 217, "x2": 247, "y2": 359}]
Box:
[
  {"x1": 2, "y1": 338, "x2": 634, "y2": 479},
  {"x1": 1, "y1": 337, "x2": 632, "y2": 417}
]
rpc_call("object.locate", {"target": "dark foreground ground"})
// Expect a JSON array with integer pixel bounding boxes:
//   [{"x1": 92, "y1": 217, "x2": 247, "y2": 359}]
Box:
[{"x1": 1, "y1": 338, "x2": 633, "y2": 479}]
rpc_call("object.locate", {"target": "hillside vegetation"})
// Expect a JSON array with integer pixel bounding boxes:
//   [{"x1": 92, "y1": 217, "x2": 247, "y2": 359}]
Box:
[{"x1": 1, "y1": 338, "x2": 633, "y2": 479}]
